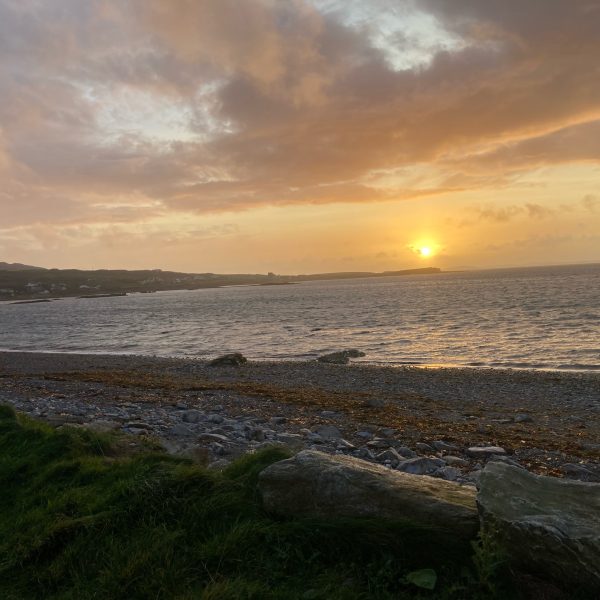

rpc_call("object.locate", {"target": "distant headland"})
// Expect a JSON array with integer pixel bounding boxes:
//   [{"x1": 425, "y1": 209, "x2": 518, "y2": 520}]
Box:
[{"x1": 0, "y1": 265, "x2": 441, "y2": 302}]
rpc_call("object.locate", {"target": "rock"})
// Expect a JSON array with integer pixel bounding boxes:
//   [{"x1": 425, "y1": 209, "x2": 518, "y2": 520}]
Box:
[
  {"x1": 209, "y1": 353, "x2": 247, "y2": 367},
  {"x1": 415, "y1": 442, "x2": 434, "y2": 453},
  {"x1": 444, "y1": 455, "x2": 469, "y2": 467},
  {"x1": 355, "y1": 431, "x2": 373, "y2": 440},
  {"x1": 258, "y1": 450, "x2": 478, "y2": 539},
  {"x1": 353, "y1": 447, "x2": 375, "y2": 460},
  {"x1": 560, "y1": 463, "x2": 599, "y2": 482},
  {"x1": 378, "y1": 427, "x2": 397, "y2": 437},
  {"x1": 395, "y1": 446, "x2": 417, "y2": 459},
  {"x1": 276, "y1": 433, "x2": 305, "y2": 449},
  {"x1": 478, "y1": 461, "x2": 600, "y2": 592},
  {"x1": 335, "y1": 439, "x2": 356, "y2": 451},
  {"x1": 207, "y1": 413, "x2": 224, "y2": 424},
  {"x1": 270, "y1": 416, "x2": 288, "y2": 425},
  {"x1": 182, "y1": 410, "x2": 203, "y2": 424},
  {"x1": 488, "y1": 455, "x2": 524, "y2": 469},
  {"x1": 435, "y1": 466, "x2": 462, "y2": 481},
  {"x1": 514, "y1": 413, "x2": 533, "y2": 423},
  {"x1": 466, "y1": 446, "x2": 506, "y2": 458},
  {"x1": 320, "y1": 411, "x2": 337, "y2": 418},
  {"x1": 312, "y1": 424, "x2": 342, "y2": 440},
  {"x1": 169, "y1": 424, "x2": 193, "y2": 436},
  {"x1": 86, "y1": 419, "x2": 120, "y2": 432},
  {"x1": 198, "y1": 433, "x2": 230, "y2": 443},
  {"x1": 317, "y1": 349, "x2": 365, "y2": 364},
  {"x1": 396, "y1": 457, "x2": 446, "y2": 475},
  {"x1": 366, "y1": 438, "x2": 392, "y2": 449},
  {"x1": 246, "y1": 427, "x2": 265, "y2": 442},
  {"x1": 376, "y1": 448, "x2": 403, "y2": 467},
  {"x1": 432, "y1": 440, "x2": 459, "y2": 452}
]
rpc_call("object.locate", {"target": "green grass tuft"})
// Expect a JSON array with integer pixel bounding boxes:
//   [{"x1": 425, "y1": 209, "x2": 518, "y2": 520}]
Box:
[{"x1": 0, "y1": 406, "x2": 523, "y2": 599}]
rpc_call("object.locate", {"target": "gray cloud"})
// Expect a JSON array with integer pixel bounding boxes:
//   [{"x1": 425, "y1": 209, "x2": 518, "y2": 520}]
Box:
[{"x1": 0, "y1": 0, "x2": 599, "y2": 229}]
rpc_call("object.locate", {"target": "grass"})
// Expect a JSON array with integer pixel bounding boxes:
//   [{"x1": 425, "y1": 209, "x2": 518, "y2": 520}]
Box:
[{"x1": 0, "y1": 405, "x2": 538, "y2": 599}]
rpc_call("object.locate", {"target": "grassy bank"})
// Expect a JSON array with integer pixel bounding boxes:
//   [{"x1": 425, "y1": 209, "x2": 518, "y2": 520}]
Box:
[{"x1": 0, "y1": 406, "x2": 524, "y2": 599}]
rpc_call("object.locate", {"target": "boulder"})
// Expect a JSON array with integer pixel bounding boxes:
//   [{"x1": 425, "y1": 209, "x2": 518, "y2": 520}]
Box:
[
  {"x1": 258, "y1": 450, "x2": 478, "y2": 539},
  {"x1": 478, "y1": 461, "x2": 600, "y2": 592},
  {"x1": 317, "y1": 349, "x2": 365, "y2": 364},
  {"x1": 209, "y1": 353, "x2": 247, "y2": 367}
]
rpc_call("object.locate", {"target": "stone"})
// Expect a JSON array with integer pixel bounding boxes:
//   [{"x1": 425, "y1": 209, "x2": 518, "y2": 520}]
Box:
[
  {"x1": 395, "y1": 446, "x2": 417, "y2": 459},
  {"x1": 312, "y1": 424, "x2": 342, "y2": 440},
  {"x1": 415, "y1": 442, "x2": 434, "y2": 453},
  {"x1": 376, "y1": 448, "x2": 402, "y2": 467},
  {"x1": 207, "y1": 413, "x2": 224, "y2": 424},
  {"x1": 355, "y1": 431, "x2": 373, "y2": 440},
  {"x1": 198, "y1": 433, "x2": 230, "y2": 443},
  {"x1": 466, "y1": 446, "x2": 506, "y2": 458},
  {"x1": 353, "y1": 447, "x2": 375, "y2": 460},
  {"x1": 488, "y1": 455, "x2": 524, "y2": 469},
  {"x1": 378, "y1": 427, "x2": 397, "y2": 437},
  {"x1": 182, "y1": 410, "x2": 203, "y2": 424},
  {"x1": 396, "y1": 457, "x2": 446, "y2": 475},
  {"x1": 366, "y1": 437, "x2": 392, "y2": 449},
  {"x1": 316, "y1": 349, "x2": 365, "y2": 365},
  {"x1": 514, "y1": 414, "x2": 533, "y2": 423},
  {"x1": 86, "y1": 419, "x2": 121, "y2": 432},
  {"x1": 432, "y1": 440, "x2": 459, "y2": 452},
  {"x1": 444, "y1": 455, "x2": 469, "y2": 467},
  {"x1": 209, "y1": 353, "x2": 247, "y2": 367},
  {"x1": 270, "y1": 416, "x2": 288, "y2": 425},
  {"x1": 335, "y1": 439, "x2": 356, "y2": 451},
  {"x1": 478, "y1": 461, "x2": 600, "y2": 592},
  {"x1": 169, "y1": 423, "x2": 192, "y2": 436},
  {"x1": 259, "y1": 450, "x2": 478, "y2": 539},
  {"x1": 320, "y1": 411, "x2": 337, "y2": 418},
  {"x1": 246, "y1": 427, "x2": 265, "y2": 442},
  {"x1": 276, "y1": 433, "x2": 305, "y2": 449},
  {"x1": 435, "y1": 466, "x2": 462, "y2": 481}
]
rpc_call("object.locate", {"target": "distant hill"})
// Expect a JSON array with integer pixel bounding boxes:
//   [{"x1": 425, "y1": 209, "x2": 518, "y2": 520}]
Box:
[
  {"x1": 0, "y1": 265, "x2": 442, "y2": 301},
  {"x1": 0, "y1": 262, "x2": 45, "y2": 271}
]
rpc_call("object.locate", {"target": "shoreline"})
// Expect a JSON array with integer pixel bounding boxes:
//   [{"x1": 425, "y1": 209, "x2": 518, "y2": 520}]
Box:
[
  {"x1": 1, "y1": 350, "x2": 598, "y2": 482},
  {"x1": 0, "y1": 347, "x2": 598, "y2": 374}
]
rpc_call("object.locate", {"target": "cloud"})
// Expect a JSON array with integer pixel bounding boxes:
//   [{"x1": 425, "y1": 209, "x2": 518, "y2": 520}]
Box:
[{"x1": 0, "y1": 0, "x2": 599, "y2": 250}]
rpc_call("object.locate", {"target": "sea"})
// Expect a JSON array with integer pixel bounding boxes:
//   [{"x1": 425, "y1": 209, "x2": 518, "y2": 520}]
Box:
[{"x1": 1, "y1": 264, "x2": 599, "y2": 371}]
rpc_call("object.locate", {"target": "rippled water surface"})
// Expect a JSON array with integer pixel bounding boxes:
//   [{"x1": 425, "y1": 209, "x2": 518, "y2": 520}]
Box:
[{"x1": 1, "y1": 264, "x2": 599, "y2": 370}]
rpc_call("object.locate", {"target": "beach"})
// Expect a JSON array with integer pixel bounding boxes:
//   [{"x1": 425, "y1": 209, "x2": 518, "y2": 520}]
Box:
[{"x1": 1, "y1": 351, "x2": 598, "y2": 482}]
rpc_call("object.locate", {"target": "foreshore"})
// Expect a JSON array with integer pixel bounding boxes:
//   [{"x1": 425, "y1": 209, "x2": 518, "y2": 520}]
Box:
[{"x1": 1, "y1": 350, "x2": 598, "y2": 482}]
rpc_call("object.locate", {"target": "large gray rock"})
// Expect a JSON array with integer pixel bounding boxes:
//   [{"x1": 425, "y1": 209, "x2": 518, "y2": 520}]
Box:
[
  {"x1": 258, "y1": 450, "x2": 478, "y2": 539},
  {"x1": 478, "y1": 461, "x2": 600, "y2": 592}
]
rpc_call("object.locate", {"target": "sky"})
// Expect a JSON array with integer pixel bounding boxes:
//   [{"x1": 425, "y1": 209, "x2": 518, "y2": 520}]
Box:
[{"x1": 1, "y1": 0, "x2": 599, "y2": 274}]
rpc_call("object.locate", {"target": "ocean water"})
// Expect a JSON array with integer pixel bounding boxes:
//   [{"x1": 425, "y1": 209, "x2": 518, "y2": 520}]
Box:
[{"x1": 1, "y1": 264, "x2": 599, "y2": 371}]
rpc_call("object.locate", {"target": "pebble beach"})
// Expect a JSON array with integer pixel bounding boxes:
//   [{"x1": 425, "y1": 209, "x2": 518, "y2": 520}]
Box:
[{"x1": 1, "y1": 351, "x2": 598, "y2": 483}]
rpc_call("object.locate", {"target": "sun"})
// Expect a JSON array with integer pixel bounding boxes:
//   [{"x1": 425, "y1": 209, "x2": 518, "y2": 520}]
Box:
[{"x1": 408, "y1": 241, "x2": 440, "y2": 259}]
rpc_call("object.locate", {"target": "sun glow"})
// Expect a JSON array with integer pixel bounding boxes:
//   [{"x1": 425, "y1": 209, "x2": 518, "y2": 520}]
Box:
[{"x1": 409, "y1": 242, "x2": 438, "y2": 258}]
